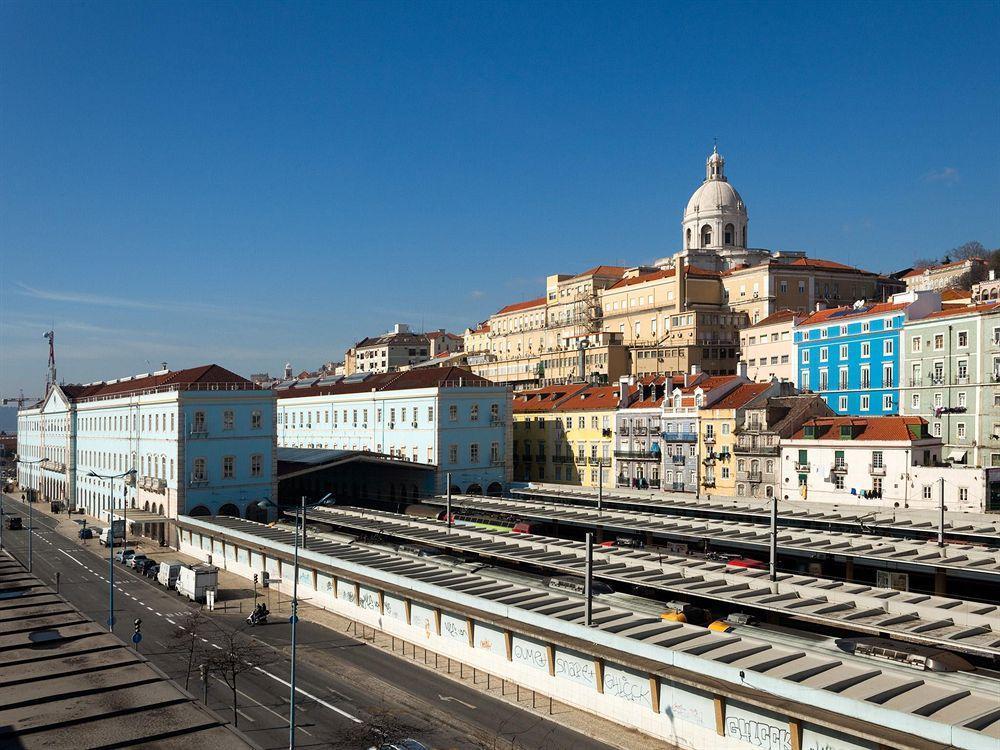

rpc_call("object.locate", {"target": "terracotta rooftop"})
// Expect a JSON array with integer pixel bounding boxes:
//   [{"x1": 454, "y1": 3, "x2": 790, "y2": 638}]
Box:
[
  {"x1": 902, "y1": 258, "x2": 983, "y2": 278},
  {"x1": 571, "y1": 265, "x2": 627, "y2": 280},
  {"x1": 60, "y1": 365, "x2": 257, "y2": 402},
  {"x1": 685, "y1": 265, "x2": 722, "y2": 279},
  {"x1": 747, "y1": 309, "x2": 799, "y2": 329},
  {"x1": 496, "y1": 297, "x2": 546, "y2": 315},
  {"x1": 707, "y1": 382, "x2": 774, "y2": 411},
  {"x1": 512, "y1": 384, "x2": 589, "y2": 413},
  {"x1": 789, "y1": 416, "x2": 931, "y2": 442},
  {"x1": 939, "y1": 287, "x2": 971, "y2": 301},
  {"x1": 607, "y1": 268, "x2": 676, "y2": 290},
  {"x1": 277, "y1": 367, "x2": 494, "y2": 400},
  {"x1": 798, "y1": 301, "x2": 908, "y2": 327},
  {"x1": 919, "y1": 302, "x2": 1000, "y2": 321},
  {"x1": 552, "y1": 384, "x2": 630, "y2": 412}
]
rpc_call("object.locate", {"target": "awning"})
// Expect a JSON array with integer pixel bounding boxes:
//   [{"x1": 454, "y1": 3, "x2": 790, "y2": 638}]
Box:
[
  {"x1": 946, "y1": 449, "x2": 968, "y2": 463},
  {"x1": 110, "y1": 509, "x2": 168, "y2": 524}
]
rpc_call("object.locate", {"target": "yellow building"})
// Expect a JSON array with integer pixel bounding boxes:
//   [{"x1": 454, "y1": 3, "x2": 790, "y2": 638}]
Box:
[
  {"x1": 697, "y1": 382, "x2": 778, "y2": 496},
  {"x1": 512, "y1": 382, "x2": 633, "y2": 488}
]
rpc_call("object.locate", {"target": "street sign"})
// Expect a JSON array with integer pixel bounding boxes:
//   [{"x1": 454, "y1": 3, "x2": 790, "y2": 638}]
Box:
[
  {"x1": 289, "y1": 614, "x2": 298, "y2": 624},
  {"x1": 132, "y1": 632, "x2": 142, "y2": 645}
]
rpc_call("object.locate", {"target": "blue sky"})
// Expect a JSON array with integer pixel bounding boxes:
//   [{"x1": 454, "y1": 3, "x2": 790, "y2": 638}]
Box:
[{"x1": 2, "y1": 0, "x2": 998, "y2": 398}]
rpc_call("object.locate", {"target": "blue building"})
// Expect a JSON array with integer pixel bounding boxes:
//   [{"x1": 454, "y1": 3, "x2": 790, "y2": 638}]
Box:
[{"x1": 793, "y1": 293, "x2": 940, "y2": 416}]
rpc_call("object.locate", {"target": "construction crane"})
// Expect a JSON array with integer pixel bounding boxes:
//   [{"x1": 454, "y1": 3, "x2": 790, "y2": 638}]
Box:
[{"x1": 1, "y1": 391, "x2": 42, "y2": 409}]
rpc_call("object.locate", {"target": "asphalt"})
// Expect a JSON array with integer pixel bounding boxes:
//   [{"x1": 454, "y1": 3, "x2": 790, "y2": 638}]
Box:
[{"x1": 0, "y1": 495, "x2": 617, "y2": 750}]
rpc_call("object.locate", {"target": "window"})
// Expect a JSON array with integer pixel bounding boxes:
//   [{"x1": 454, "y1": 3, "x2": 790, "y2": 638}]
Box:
[
  {"x1": 933, "y1": 334, "x2": 944, "y2": 350},
  {"x1": 922, "y1": 485, "x2": 932, "y2": 500},
  {"x1": 872, "y1": 451, "x2": 883, "y2": 468},
  {"x1": 251, "y1": 410, "x2": 262, "y2": 429},
  {"x1": 192, "y1": 458, "x2": 206, "y2": 481},
  {"x1": 911, "y1": 336, "x2": 921, "y2": 352},
  {"x1": 839, "y1": 344, "x2": 848, "y2": 360},
  {"x1": 490, "y1": 442, "x2": 500, "y2": 463},
  {"x1": 957, "y1": 423, "x2": 966, "y2": 439},
  {"x1": 428, "y1": 406, "x2": 434, "y2": 422},
  {"x1": 800, "y1": 371, "x2": 809, "y2": 390},
  {"x1": 911, "y1": 393, "x2": 920, "y2": 410},
  {"x1": 449, "y1": 404, "x2": 458, "y2": 422},
  {"x1": 223, "y1": 410, "x2": 234, "y2": 430},
  {"x1": 250, "y1": 454, "x2": 263, "y2": 477},
  {"x1": 470, "y1": 444, "x2": 480, "y2": 463},
  {"x1": 820, "y1": 347, "x2": 828, "y2": 362},
  {"x1": 834, "y1": 475, "x2": 844, "y2": 490},
  {"x1": 578, "y1": 416, "x2": 585, "y2": 429},
  {"x1": 883, "y1": 394, "x2": 893, "y2": 411},
  {"x1": 801, "y1": 349, "x2": 810, "y2": 364},
  {"x1": 933, "y1": 421, "x2": 942, "y2": 437},
  {"x1": 192, "y1": 411, "x2": 206, "y2": 433},
  {"x1": 721, "y1": 467, "x2": 730, "y2": 479},
  {"x1": 860, "y1": 395, "x2": 870, "y2": 411},
  {"x1": 862, "y1": 322, "x2": 870, "y2": 333},
  {"x1": 957, "y1": 360, "x2": 968, "y2": 379},
  {"x1": 448, "y1": 444, "x2": 458, "y2": 463},
  {"x1": 860, "y1": 365, "x2": 870, "y2": 389},
  {"x1": 861, "y1": 342, "x2": 870, "y2": 358},
  {"x1": 872, "y1": 477, "x2": 883, "y2": 493},
  {"x1": 470, "y1": 404, "x2": 479, "y2": 422},
  {"x1": 884, "y1": 339, "x2": 893, "y2": 355},
  {"x1": 883, "y1": 364, "x2": 894, "y2": 388},
  {"x1": 957, "y1": 330, "x2": 968, "y2": 347},
  {"x1": 838, "y1": 396, "x2": 848, "y2": 411},
  {"x1": 222, "y1": 456, "x2": 235, "y2": 479},
  {"x1": 491, "y1": 403, "x2": 500, "y2": 423},
  {"x1": 819, "y1": 369, "x2": 829, "y2": 390},
  {"x1": 838, "y1": 367, "x2": 848, "y2": 390},
  {"x1": 958, "y1": 392, "x2": 966, "y2": 408}
]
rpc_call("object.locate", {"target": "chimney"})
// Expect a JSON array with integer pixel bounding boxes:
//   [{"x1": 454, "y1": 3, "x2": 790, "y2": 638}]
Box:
[
  {"x1": 990, "y1": 269, "x2": 996, "y2": 281},
  {"x1": 691, "y1": 364, "x2": 701, "y2": 376},
  {"x1": 618, "y1": 375, "x2": 631, "y2": 408},
  {"x1": 737, "y1": 361, "x2": 748, "y2": 379},
  {"x1": 815, "y1": 302, "x2": 826, "y2": 312}
]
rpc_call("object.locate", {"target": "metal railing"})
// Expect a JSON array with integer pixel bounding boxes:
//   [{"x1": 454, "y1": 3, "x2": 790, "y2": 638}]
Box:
[
  {"x1": 75, "y1": 381, "x2": 266, "y2": 403},
  {"x1": 869, "y1": 464, "x2": 886, "y2": 476},
  {"x1": 614, "y1": 450, "x2": 658, "y2": 460},
  {"x1": 662, "y1": 432, "x2": 698, "y2": 442},
  {"x1": 671, "y1": 454, "x2": 687, "y2": 465},
  {"x1": 794, "y1": 461, "x2": 810, "y2": 472}
]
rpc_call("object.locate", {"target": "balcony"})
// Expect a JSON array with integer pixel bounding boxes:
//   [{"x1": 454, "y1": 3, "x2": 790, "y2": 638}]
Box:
[
  {"x1": 736, "y1": 444, "x2": 780, "y2": 456},
  {"x1": 648, "y1": 479, "x2": 661, "y2": 489},
  {"x1": 619, "y1": 427, "x2": 629, "y2": 437},
  {"x1": 831, "y1": 462, "x2": 848, "y2": 474},
  {"x1": 614, "y1": 450, "x2": 658, "y2": 460},
  {"x1": 588, "y1": 456, "x2": 611, "y2": 467},
  {"x1": 794, "y1": 461, "x2": 810, "y2": 472},
  {"x1": 671, "y1": 482, "x2": 686, "y2": 491},
  {"x1": 955, "y1": 376, "x2": 969, "y2": 385},
  {"x1": 189, "y1": 427, "x2": 209, "y2": 438},
  {"x1": 671, "y1": 454, "x2": 687, "y2": 466},
  {"x1": 869, "y1": 464, "x2": 886, "y2": 476},
  {"x1": 663, "y1": 432, "x2": 698, "y2": 443},
  {"x1": 649, "y1": 425, "x2": 661, "y2": 436},
  {"x1": 745, "y1": 471, "x2": 762, "y2": 483},
  {"x1": 521, "y1": 454, "x2": 533, "y2": 463},
  {"x1": 633, "y1": 426, "x2": 648, "y2": 436},
  {"x1": 704, "y1": 435, "x2": 716, "y2": 445},
  {"x1": 551, "y1": 455, "x2": 568, "y2": 464},
  {"x1": 189, "y1": 476, "x2": 209, "y2": 487},
  {"x1": 702, "y1": 479, "x2": 716, "y2": 488}
]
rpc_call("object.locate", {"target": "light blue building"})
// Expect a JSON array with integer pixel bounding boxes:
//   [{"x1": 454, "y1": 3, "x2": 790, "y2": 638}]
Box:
[
  {"x1": 276, "y1": 367, "x2": 510, "y2": 496},
  {"x1": 17, "y1": 365, "x2": 276, "y2": 526},
  {"x1": 793, "y1": 293, "x2": 940, "y2": 416}
]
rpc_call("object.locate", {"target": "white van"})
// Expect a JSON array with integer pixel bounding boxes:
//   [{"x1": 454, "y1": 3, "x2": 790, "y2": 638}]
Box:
[
  {"x1": 99, "y1": 525, "x2": 125, "y2": 547},
  {"x1": 156, "y1": 561, "x2": 183, "y2": 589},
  {"x1": 176, "y1": 564, "x2": 219, "y2": 602}
]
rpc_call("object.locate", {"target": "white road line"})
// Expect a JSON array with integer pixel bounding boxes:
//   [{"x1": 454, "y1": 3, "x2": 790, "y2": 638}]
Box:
[
  {"x1": 253, "y1": 667, "x2": 362, "y2": 723},
  {"x1": 166, "y1": 619, "x2": 176, "y2": 625},
  {"x1": 145, "y1": 606, "x2": 153, "y2": 611},
  {"x1": 154, "y1": 612, "x2": 162, "y2": 616}
]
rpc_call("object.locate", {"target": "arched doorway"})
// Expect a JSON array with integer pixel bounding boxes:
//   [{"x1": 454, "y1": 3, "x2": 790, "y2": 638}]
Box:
[
  {"x1": 217, "y1": 503, "x2": 240, "y2": 517},
  {"x1": 466, "y1": 483, "x2": 482, "y2": 496},
  {"x1": 189, "y1": 505, "x2": 211, "y2": 517},
  {"x1": 245, "y1": 502, "x2": 269, "y2": 523},
  {"x1": 449, "y1": 485, "x2": 461, "y2": 496},
  {"x1": 486, "y1": 482, "x2": 503, "y2": 497}
]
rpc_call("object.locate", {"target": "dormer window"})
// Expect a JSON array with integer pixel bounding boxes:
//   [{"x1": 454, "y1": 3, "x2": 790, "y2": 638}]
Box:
[{"x1": 804, "y1": 425, "x2": 815, "y2": 439}]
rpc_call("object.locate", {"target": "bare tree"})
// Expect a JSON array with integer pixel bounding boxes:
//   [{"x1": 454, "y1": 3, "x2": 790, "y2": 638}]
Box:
[
  {"x1": 205, "y1": 624, "x2": 276, "y2": 727},
  {"x1": 330, "y1": 696, "x2": 430, "y2": 748},
  {"x1": 169, "y1": 610, "x2": 213, "y2": 692}
]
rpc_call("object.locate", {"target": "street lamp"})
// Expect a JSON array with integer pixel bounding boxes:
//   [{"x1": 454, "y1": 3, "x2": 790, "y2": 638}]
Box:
[
  {"x1": 260, "y1": 493, "x2": 333, "y2": 750},
  {"x1": 87, "y1": 468, "x2": 137, "y2": 632},
  {"x1": 15, "y1": 457, "x2": 49, "y2": 572}
]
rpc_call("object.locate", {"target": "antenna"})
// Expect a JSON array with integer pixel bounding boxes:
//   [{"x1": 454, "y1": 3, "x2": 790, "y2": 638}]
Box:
[{"x1": 43, "y1": 331, "x2": 56, "y2": 392}]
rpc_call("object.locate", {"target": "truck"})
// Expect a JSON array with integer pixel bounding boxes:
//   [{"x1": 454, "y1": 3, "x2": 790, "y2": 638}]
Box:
[
  {"x1": 99, "y1": 520, "x2": 126, "y2": 547},
  {"x1": 156, "y1": 561, "x2": 183, "y2": 590},
  {"x1": 176, "y1": 564, "x2": 219, "y2": 602}
]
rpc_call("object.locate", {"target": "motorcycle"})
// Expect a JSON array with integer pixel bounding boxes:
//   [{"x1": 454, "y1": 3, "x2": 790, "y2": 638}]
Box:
[{"x1": 246, "y1": 604, "x2": 269, "y2": 627}]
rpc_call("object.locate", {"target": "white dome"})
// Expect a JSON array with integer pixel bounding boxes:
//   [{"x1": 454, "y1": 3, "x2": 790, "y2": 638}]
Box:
[{"x1": 684, "y1": 179, "x2": 745, "y2": 216}]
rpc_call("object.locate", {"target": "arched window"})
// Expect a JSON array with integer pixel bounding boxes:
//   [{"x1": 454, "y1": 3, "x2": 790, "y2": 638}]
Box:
[
  {"x1": 724, "y1": 223, "x2": 735, "y2": 245},
  {"x1": 685, "y1": 228, "x2": 692, "y2": 248},
  {"x1": 701, "y1": 224, "x2": 712, "y2": 247},
  {"x1": 766, "y1": 459, "x2": 774, "y2": 474}
]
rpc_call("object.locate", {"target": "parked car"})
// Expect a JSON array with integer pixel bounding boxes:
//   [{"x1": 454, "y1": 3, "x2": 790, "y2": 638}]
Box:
[
  {"x1": 114, "y1": 548, "x2": 136, "y2": 564},
  {"x1": 78, "y1": 527, "x2": 94, "y2": 539},
  {"x1": 156, "y1": 561, "x2": 183, "y2": 589},
  {"x1": 128, "y1": 554, "x2": 149, "y2": 570},
  {"x1": 4, "y1": 516, "x2": 23, "y2": 530},
  {"x1": 139, "y1": 558, "x2": 160, "y2": 577}
]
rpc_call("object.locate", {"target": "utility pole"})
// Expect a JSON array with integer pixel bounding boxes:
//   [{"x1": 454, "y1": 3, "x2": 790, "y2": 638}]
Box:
[
  {"x1": 584, "y1": 532, "x2": 594, "y2": 627},
  {"x1": 938, "y1": 477, "x2": 946, "y2": 548},
  {"x1": 769, "y1": 493, "x2": 778, "y2": 583},
  {"x1": 446, "y1": 473, "x2": 452, "y2": 532},
  {"x1": 289, "y1": 501, "x2": 301, "y2": 750},
  {"x1": 301, "y1": 495, "x2": 307, "y2": 550},
  {"x1": 597, "y1": 464, "x2": 603, "y2": 513}
]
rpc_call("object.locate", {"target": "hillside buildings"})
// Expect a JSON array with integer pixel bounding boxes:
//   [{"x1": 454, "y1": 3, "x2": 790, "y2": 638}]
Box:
[
  {"x1": 275, "y1": 367, "x2": 509, "y2": 496},
  {"x1": 16, "y1": 365, "x2": 276, "y2": 521},
  {"x1": 739, "y1": 310, "x2": 802, "y2": 383},
  {"x1": 902, "y1": 257, "x2": 987, "y2": 293},
  {"x1": 345, "y1": 323, "x2": 464, "y2": 375}
]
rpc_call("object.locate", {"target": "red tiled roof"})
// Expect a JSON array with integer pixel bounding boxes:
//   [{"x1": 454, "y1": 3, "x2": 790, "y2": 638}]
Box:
[
  {"x1": 939, "y1": 287, "x2": 971, "y2": 301},
  {"x1": 789, "y1": 416, "x2": 930, "y2": 442},
  {"x1": 798, "y1": 301, "x2": 907, "y2": 327},
  {"x1": 512, "y1": 384, "x2": 589, "y2": 413},
  {"x1": 707, "y1": 382, "x2": 773, "y2": 410},
  {"x1": 677, "y1": 374, "x2": 740, "y2": 395},
  {"x1": 685, "y1": 265, "x2": 722, "y2": 279},
  {"x1": 902, "y1": 258, "x2": 983, "y2": 278},
  {"x1": 747, "y1": 309, "x2": 799, "y2": 329},
  {"x1": 62, "y1": 365, "x2": 257, "y2": 401},
  {"x1": 278, "y1": 367, "x2": 494, "y2": 400},
  {"x1": 607, "y1": 268, "x2": 676, "y2": 290},
  {"x1": 920, "y1": 302, "x2": 1000, "y2": 321},
  {"x1": 496, "y1": 297, "x2": 546, "y2": 315},
  {"x1": 552, "y1": 384, "x2": 630, "y2": 412},
  {"x1": 572, "y1": 265, "x2": 627, "y2": 279}
]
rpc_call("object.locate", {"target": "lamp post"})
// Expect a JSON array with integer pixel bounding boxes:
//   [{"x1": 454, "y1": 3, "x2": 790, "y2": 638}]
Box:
[
  {"x1": 16, "y1": 457, "x2": 49, "y2": 572},
  {"x1": 88, "y1": 469, "x2": 136, "y2": 632}
]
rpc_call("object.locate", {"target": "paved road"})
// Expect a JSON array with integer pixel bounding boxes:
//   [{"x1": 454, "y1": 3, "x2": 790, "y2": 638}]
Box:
[{"x1": 0, "y1": 495, "x2": 615, "y2": 750}]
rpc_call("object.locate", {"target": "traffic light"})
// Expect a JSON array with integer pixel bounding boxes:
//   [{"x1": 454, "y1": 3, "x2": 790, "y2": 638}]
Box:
[
  {"x1": 253, "y1": 573, "x2": 258, "y2": 585},
  {"x1": 134, "y1": 618, "x2": 142, "y2": 634},
  {"x1": 199, "y1": 663, "x2": 208, "y2": 681}
]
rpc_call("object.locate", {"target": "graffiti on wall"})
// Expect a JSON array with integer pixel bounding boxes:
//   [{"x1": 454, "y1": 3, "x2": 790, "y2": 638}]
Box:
[{"x1": 725, "y1": 716, "x2": 791, "y2": 750}]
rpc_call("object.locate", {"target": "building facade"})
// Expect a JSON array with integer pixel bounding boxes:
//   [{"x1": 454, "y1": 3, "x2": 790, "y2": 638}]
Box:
[
  {"x1": 276, "y1": 367, "x2": 510, "y2": 496},
  {"x1": 793, "y1": 292, "x2": 941, "y2": 416},
  {"x1": 900, "y1": 302, "x2": 1000, "y2": 468},
  {"x1": 739, "y1": 310, "x2": 801, "y2": 383},
  {"x1": 735, "y1": 394, "x2": 833, "y2": 499},
  {"x1": 345, "y1": 324, "x2": 464, "y2": 375},
  {"x1": 902, "y1": 257, "x2": 987, "y2": 293},
  {"x1": 16, "y1": 365, "x2": 276, "y2": 520},
  {"x1": 615, "y1": 377, "x2": 668, "y2": 490}
]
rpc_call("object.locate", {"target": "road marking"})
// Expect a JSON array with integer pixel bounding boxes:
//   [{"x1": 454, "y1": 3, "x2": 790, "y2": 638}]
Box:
[
  {"x1": 146, "y1": 606, "x2": 153, "y2": 611},
  {"x1": 211, "y1": 643, "x2": 222, "y2": 650},
  {"x1": 438, "y1": 694, "x2": 477, "y2": 710},
  {"x1": 166, "y1": 618, "x2": 176, "y2": 625},
  {"x1": 253, "y1": 667, "x2": 362, "y2": 723},
  {"x1": 154, "y1": 611, "x2": 162, "y2": 616}
]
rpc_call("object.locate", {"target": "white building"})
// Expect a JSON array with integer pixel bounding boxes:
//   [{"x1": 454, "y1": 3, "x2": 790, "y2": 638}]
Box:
[
  {"x1": 276, "y1": 367, "x2": 510, "y2": 496},
  {"x1": 16, "y1": 365, "x2": 276, "y2": 522},
  {"x1": 780, "y1": 415, "x2": 950, "y2": 508}
]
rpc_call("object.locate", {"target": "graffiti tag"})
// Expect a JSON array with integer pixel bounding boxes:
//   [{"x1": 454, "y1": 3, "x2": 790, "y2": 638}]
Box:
[
  {"x1": 512, "y1": 643, "x2": 546, "y2": 669},
  {"x1": 604, "y1": 673, "x2": 650, "y2": 704},
  {"x1": 725, "y1": 717, "x2": 791, "y2": 750}
]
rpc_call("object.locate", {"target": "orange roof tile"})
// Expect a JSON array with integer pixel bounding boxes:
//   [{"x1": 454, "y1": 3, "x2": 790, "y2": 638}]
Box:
[
  {"x1": 747, "y1": 309, "x2": 799, "y2": 329},
  {"x1": 798, "y1": 301, "x2": 907, "y2": 327},
  {"x1": 708, "y1": 382, "x2": 773, "y2": 410},
  {"x1": 572, "y1": 265, "x2": 627, "y2": 279},
  {"x1": 607, "y1": 268, "x2": 676, "y2": 290},
  {"x1": 902, "y1": 258, "x2": 983, "y2": 278},
  {"x1": 789, "y1": 416, "x2": 930, "y2": 442},
  {"x1": 495, "y1": 297, "x2": 546, "y2": 315},
  {"x1": 920, "y1": 302, "x2": 1000, "y2": 321},
  {"x1": 552, "y1": 384, "x2": 629, "y2": 412},
  {"x1": 512, "y1": 384, "x2": 589, "y2": 413}
]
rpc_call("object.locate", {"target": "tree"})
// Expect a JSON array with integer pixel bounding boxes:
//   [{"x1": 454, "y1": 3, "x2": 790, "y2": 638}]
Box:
[
  {"x1": 169, "y1": 610, "x2": 213, "y2": 692},
  {"x1": 948, "y1": 241, "x2": 987, "y2": 260},
  {"x1": 205, "y1": 623, "x2": 276, "y2": 727}
]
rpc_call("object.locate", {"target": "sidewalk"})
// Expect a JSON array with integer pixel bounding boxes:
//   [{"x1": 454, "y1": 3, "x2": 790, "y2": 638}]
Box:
[{"x1": 9, "y1": 492, "x2": 675, "y2": 750}]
